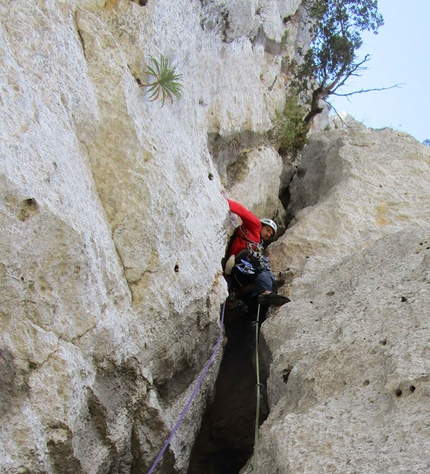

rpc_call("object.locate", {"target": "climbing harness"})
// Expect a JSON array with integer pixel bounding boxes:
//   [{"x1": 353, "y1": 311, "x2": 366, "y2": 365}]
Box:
[
  {"x1": 248, "y1": 246, "x2": 270, "y2": 272},
  {"x1": 244, "y1": 238, "x2": 271, "y2": 271},
  {"x1": 234, "y1": 242, "x2": 271, "y2": 276},
  {"x1": 253, "y1": 303, "x2": 262, "y2": 474},
  {"x1": 236, "y1": 258, "x2": 255, "y2": 275},
  {"x1": 147, "y1": 302, "x2": 226, "y2": 474}
]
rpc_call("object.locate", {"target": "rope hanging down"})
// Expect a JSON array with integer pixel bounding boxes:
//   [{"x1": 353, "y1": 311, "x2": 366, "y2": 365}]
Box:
[
  {"x1": 253, "y1": 303, "x2": 262, "y2": 474},
  {"x1": 147, "y1": 302, "x2": 226, "y2": 474}
]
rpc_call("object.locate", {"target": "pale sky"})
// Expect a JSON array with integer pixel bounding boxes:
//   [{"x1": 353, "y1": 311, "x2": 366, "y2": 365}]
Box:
[{"x1": 330, "y1": 0, "x2": 430, "y2": 143}]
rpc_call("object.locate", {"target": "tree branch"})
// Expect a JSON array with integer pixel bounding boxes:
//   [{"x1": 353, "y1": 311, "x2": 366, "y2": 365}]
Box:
[
  {"x1": 326, "y1": 54, "x2": 371, "y2": 93},
  {"x1": 331, "y1": 83, "x2": 403, "y2": 97}
]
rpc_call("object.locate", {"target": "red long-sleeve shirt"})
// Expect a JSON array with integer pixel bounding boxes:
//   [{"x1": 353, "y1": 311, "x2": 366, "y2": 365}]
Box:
[{"x1": 227, "y1": 199, "x2": 262, "y2": 257}]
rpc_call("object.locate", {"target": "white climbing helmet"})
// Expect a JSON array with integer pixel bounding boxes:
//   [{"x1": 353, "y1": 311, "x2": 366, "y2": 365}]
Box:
[{"x1": 260, "y1": 218, "x2": 277, "y2": 234}]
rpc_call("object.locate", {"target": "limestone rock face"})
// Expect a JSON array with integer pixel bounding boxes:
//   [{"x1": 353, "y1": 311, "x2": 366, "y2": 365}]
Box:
[
  {"x1": 269, "y1": 115, "x2": 430, "y2": 286},
  {"x1": 0, "y1": 0, "x2": 298, "y2": 472},
  {"x1": 6, "y1": 0, "x2": 430, "y2": 471},
  {"x1": 228, "y1": 145, "x2": 286, "y2": 225},
  {"x1": 240, "y1": 117, "x2": 430, "y2": 473}
]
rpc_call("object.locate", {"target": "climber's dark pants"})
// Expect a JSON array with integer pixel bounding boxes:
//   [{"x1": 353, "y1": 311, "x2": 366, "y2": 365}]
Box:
[
  {"x1": 232, "y1": 267, "x2": 274, "y2": 299},
  {"x1": 231, "y1": 266, "x2": 273, "y2": 324},
  {"x1": 230, "y1": 250, "x2": 275, "y2": 324},
  {"x1": 252, "y1": 269, "x2": 275, "y2": 297}
]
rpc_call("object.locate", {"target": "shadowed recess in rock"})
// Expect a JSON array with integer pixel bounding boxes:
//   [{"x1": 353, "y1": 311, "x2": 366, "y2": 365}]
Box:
[
  {"x1": 207, "y1": 131, "x2": 269, "y2": 187},
  {"x1": 188, "y1": 306, "x2": 269, "y2": 474}
]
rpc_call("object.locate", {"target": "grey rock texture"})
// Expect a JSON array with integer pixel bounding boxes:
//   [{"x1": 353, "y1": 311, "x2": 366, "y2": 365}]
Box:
[
  {"x1": 240, "y1": 116, "x2": 430, "y2": 473},
  {"x1": 4, "y1": 0, "x2": 429, "y2": 471},
  {"x1": 269, "y1": 114, "x2": 430, "y2": 286},
  {"x1": 0, "y1": 0, "x2": 300, "y2": 472}
]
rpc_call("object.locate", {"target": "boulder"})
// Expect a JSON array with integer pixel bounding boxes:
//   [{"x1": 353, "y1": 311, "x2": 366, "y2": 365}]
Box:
[
  {"x1": 0, "y1": 0, "x2": 297, "y2": 471},
  {"x1": 240, "y1": 117, "x2": 430, "y2": 473}
]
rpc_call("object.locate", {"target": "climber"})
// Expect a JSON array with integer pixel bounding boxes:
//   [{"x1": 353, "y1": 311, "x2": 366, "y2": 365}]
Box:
[{"x1": 224, "y1": 198, "x2": 290, "y2": 308}]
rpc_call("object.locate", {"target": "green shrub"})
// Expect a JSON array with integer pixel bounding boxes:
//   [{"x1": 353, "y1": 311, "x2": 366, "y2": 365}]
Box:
[
  {"x1": 144, "y1": 55, "x2": 183, "y2": 106},
  {"x1": 272, "y1": 93, "x2": 308, "y2": 158}
]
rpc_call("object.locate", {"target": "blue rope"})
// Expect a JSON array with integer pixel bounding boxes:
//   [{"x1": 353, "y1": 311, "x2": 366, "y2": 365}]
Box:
[{"x1": 147, "y1": 302, "x2": 226, "y2": 474}]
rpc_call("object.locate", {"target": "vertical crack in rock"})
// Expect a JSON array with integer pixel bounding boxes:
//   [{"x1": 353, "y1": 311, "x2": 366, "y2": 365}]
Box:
[
  {"x1": 188, "y1": 308, "x2": 270, "y2": 474},
  {"x1": 74, "y1": 11, "x2": 86, "y2": 58},
  {"x1": 284, "y1": 136, "x2": 347, "y2": 224},
  {"x1": 111, "y1": 239, "x2": 135, "y2": 303}
]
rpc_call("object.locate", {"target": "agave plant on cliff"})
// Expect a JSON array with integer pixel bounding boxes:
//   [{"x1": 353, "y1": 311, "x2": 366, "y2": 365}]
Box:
[{"x1": 144, "y1": 54, "x2": 183, "y2": 107}]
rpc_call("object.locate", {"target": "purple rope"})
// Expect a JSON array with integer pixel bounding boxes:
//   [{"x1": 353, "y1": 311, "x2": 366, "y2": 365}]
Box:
[{"x1": 147, "y1": 302, "x2": 226, "y2": 474}]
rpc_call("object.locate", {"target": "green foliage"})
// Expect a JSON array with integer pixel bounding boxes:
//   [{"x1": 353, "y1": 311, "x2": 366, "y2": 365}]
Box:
[
  {"x1": 272, "y1": 93, "x2": 308, "y2": 158},
  {"x1": 144, "y1": 55, "x2": 183, "y2": 106},
  {"x1": 280, "y1": 29, "x2": 290, "y2": 52},
  {"x1": 292, "y1": 0, "x2": 384, "y2": 123}
]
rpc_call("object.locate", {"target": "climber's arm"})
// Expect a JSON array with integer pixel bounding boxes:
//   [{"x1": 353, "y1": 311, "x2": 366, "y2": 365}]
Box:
[{"x1": 227, "y1": 199, "x2": 261, "y2": 236}]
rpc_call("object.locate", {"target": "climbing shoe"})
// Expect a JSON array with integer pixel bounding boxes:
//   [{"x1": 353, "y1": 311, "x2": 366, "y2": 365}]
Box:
[{"x1": 257, "y1": 293, "x2": 291, "y2": 307}]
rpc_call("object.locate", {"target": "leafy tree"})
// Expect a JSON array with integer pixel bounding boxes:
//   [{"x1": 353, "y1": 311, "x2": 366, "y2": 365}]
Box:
[
  {"x1": 423, "y1": 139, "x2": 430, "y2": 147},
  {"x1": 292, "y1": 0, "x2": 385, "y2": 125}
]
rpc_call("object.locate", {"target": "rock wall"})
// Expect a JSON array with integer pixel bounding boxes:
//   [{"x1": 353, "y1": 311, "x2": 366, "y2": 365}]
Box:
[
  {"x1": 0, "y1": 0, "x2": 302, "y2": 472},
  {"x1": 240, "y1": 115, "x2": 430, "y2": 473},
  {"x1": 5, "y1": 0, "x2": 428, "y2": 472}
]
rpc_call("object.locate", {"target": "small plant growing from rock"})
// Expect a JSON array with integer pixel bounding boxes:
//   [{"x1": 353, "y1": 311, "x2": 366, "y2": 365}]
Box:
[
  {"x1": 143, "y1": 55, "x2": 183, "y2": 106},
  {"x1": 271, "y1": 92, "x2": 308, "y2": 158}
]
